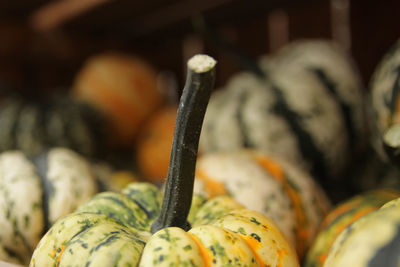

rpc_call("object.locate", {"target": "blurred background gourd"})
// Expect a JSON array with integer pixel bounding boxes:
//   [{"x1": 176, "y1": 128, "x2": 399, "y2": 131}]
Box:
[{"x1": 200, "y1": 39, "x2": 366, "y2": 186}]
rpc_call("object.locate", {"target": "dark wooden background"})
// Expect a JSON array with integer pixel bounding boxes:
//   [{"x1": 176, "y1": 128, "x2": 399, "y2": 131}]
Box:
[{"x1": 0, "y1": 0, "x2": 399, "y2": 96}]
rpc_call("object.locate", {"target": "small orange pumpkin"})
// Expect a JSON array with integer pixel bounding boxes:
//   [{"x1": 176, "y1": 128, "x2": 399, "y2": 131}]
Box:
[
  {"x1": 135, "y1": 105, "x2": 177, "y2": 183},
  {"x1": 72, "y1": 53, "x2": 163, "y2": 146}
]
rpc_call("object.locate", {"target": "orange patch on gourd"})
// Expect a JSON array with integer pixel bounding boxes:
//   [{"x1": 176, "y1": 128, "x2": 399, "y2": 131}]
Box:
[
  {"x1": 195, "y1": 169, "x2": 228, "y2": 198},
  {"x1": 320, "y1": 197, "x2": 362, "y2": 229},
  {"x1": 314, "y1": 206, "x2": 378, "y2": 266},
  {"x1": 187, "y1": 233, "x2": 211, "y2": 267},
  {"x1": 56, "y1": 245, "x2": 66, "y2": 265},
  {"x1": 252, "y1": 153, "x2": 310, "y2": 258},
  {"x1": 333, "y1": 207, "x2": 377, "y2": 237},
  {"x1": 237, "y1": 233, "x2": 264, "y2": 266},
  {"x1": 73, "y1": 53, "x2": 163, "y2": 146},
  {"x1": 277, "y1": 248, "x2": 290, "y2": 267},
  {"x1": 51, "y1": 249, "x2": 56, "y2": 258}
]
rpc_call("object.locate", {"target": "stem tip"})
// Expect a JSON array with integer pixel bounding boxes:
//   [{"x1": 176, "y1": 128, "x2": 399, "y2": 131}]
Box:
[{"x1": 188, "y1": 54, "x2": 217, "y2": 73}]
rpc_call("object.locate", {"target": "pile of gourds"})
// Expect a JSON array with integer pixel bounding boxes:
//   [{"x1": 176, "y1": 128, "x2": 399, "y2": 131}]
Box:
[
  {"x1": 30, "y1": 54, "x2": 301, "y2": 267},
  {"x1": 1, "y1": 35, "x2": 400, "y2": 267}
]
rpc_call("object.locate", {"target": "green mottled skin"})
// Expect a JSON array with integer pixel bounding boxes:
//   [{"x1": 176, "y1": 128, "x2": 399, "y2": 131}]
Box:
[
  {"x1": 189, "y1": 225, "x2": 257, "y2": 266},
  {"x1": 187, "y1": 195, "x2": 207, "y2": 224},
  {"x1": 190, "y1": 196, "x2": 244, "y2": 227},
  {"x1": 0, "y1": 152, "x2": 44, "y2": 265},
  {"x1": 77, "y1": 192, "x2": 151, "y2": 231},
  {"x1": 0, "y1": 148, "x2": 99, "y2": 265},
  {"x1": 46, "y1": 148, "x2": 98, "y2": 225},
  {"x1": 140, "y1": 227, "x2": 204, "y2": 267},
  {"x1": 30, "y1": 183, "x2": 299, "y2": 267},
  {"x1": 121, "y1": 183, "x2": 162, "y2": 221}
]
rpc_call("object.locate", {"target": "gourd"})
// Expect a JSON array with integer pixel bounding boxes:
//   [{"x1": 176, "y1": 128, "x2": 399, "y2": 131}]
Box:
[
  {"x1": 324, "y1": 195, "x2": 400, "y2": 267},
  {"x1": 0, "y1": 148, "x2": 98, "y2": 265},
  {"x1": 0, "y1": 148, "x2": 137, "y2": 265},
  {"x1": 200, "y1": 40, "x2": 365, "y2": 181},
  {"x1": 72, "y1": 53, "x2": 163, "y2": 146},
  {"x1": 193, "y1": 150, "x2": 331, "y2": 259},
  {"x1": 0, "y1": 94, "x2": 106, "y2": 157},
  {"x1": 260, "y1": 40, "x2": 366, "y2": 155},
  {"x1": 135, "y1": 105, "x2": 177, "y2": 183},
  {"x1": 304, "y1": 189, "x2": 400, "y2": 267},
  {"x1": 30, "y1": 54, "x2": 299, "y2": 267},
  {"x1": 369, "y1": 38, "x2": 400, "y2": 164}
]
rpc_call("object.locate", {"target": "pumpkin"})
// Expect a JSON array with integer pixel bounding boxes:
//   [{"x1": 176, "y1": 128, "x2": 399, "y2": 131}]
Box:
[
  {"x1": 200, "y1": 40, "x2": 365, "y2": 182},
  {"x1": 135, "y1": 105, "x2": 177, "y2": 183},
  {"x1": 323, "y1": 196, "x2": 400, "y2": 266},
  {"x1": 0, "y1": 147, "x2": 138, "y2": 265},
  {"x1": 0, "y1": 94, "x2": 106, "y2": 157},
  {"x1": 369, "y1": 38, "x2": 400, "y2": 163},
  {"x1": 0, "y1": 148, "x2": 98, "y2": 265},
  {"x1": 30, "y1": 55, "x2": 300, "y2": 267},
  {"x1": 193, "y1": 150, "x2": 331, "y2": 259},
  {"x1": 304, "y1": 189, "x2": 400, "y2": 267},
  {"x1": 259, "y1": 39, "x2": 366, "y2": 155},
  {"x1": 72, "y1": 53, "x2": 163, "y2": 146}
]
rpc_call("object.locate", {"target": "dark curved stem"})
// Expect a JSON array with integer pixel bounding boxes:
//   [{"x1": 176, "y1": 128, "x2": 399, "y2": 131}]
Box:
[{"x1": 151, "y1": 55, "x2": 216, "y2": 233}]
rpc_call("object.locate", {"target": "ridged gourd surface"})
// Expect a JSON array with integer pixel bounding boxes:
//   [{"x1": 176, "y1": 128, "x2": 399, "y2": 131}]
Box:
[
  {"x1": 200, "y1": 40, "x2": 365, "y2": 179},
  {"x1": 0, "y1": 148, "x2": 98, "y2": 265},
  {"x1": 193, "y1": 150, "x2": 330, "y2": 259},
  {"x1": 30, "y1": 182, "x2": 300, "y2": 267}
]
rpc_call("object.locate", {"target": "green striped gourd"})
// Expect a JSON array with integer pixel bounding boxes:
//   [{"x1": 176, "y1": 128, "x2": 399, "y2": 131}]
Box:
[
  {"x1": 0, "y1": 148, "x2": 98, "y2": 265},
  {"x1": 193, "y1": 149, "x2": 331, "y2": 259},
  {"x1": 30, "y1": 55, "x2": 300, "y2": 267},
  {"x1": 260, "y1": 40, "x2": 366, "y2": 155},
  {"x1": 304, "y1": 189, "x2": 400, "y2": 267},
  {"x1": 324, "y1": 196, "x2": 400, "y2": 266},
  {"x1": 200, "y1": 40, "x2": 365, "y2": 180},
  {"x1": 30, "y1": 183, "x2": 299, "y2": 267},
  {"x1": 369, "y1": 38, "x2": 400, "y2": 163},
  {"x1": 0, "y1": 94, "x2": 105, "y2": 157}
]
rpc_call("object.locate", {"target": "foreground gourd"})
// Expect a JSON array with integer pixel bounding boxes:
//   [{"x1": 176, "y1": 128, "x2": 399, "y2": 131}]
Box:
[
  {"x1": 304, "y1": 189, "x2": 400, "y2": 267},
  {"x1": 324, "y1": 196, "x2": 400, "y2": 266},
  {"x1": 30, "y1": 55, "x2": 299, "y2": 267}
]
